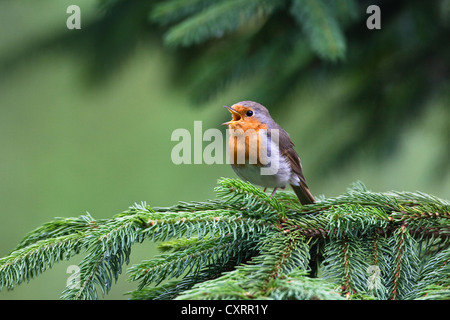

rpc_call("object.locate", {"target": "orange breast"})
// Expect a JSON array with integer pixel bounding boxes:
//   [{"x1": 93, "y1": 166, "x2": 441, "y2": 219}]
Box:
[{"x1": 228, "y1": 121, "x2": 268, "y2": 166}]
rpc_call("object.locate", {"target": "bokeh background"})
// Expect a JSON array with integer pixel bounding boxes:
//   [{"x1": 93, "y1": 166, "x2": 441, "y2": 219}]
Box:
[{"x1": 0, "y1": 0, "x2": 448, "y2": 299}]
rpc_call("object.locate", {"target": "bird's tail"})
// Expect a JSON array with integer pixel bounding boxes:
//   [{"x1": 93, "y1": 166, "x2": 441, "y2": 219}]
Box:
[{"x1": 290, "y1": 183, "x2": 315, "y2": 205}]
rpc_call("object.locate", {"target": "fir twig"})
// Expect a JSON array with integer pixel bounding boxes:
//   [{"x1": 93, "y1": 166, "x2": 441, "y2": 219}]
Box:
[{"x1": 0, "y1": 178, "x2": 448, "y2": 300}]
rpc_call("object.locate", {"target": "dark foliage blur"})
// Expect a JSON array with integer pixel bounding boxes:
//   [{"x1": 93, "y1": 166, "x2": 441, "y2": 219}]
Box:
[{"x1": 1, "y1": 0, "x2": 449, "y2": 177}]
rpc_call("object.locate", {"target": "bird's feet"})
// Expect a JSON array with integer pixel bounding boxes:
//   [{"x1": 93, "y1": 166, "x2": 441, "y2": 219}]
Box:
[
  {"x1": 270, "y1": 188, "x2": 278, "y2": 197},
  {"x1": 263, "y1": 186, "x2": 285, "y2": 197}
]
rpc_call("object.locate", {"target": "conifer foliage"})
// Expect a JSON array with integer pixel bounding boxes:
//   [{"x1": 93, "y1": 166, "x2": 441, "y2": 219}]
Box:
[{"x1": 0, "y1": 179, "x2": 448, "y2": 300}]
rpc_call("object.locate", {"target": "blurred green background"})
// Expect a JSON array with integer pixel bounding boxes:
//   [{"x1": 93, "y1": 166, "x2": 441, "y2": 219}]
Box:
[{"x1": 0, "y1": 0, "x2": 448, "y2": 299}]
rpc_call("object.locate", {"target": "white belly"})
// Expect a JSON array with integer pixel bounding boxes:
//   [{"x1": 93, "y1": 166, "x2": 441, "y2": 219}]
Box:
[{"x1": 231, "y1": 137, "x2": 294, "y2": 188}]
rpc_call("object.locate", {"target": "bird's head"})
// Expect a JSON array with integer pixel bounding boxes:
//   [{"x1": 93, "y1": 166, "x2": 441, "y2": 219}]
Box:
[{"x1": 222, "y1": 101, "x2": 271, "y2": 130}]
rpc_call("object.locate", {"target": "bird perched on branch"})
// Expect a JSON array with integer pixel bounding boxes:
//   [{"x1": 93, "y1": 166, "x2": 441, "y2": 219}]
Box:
[{"x1": 223, "y1": 100, "x2": 315, "y2": 205}]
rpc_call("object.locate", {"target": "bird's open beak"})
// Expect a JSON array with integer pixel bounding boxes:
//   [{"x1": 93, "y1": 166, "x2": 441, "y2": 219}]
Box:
[{"x1": 222, "y1": 106, "x2": 242, "y2": 125}]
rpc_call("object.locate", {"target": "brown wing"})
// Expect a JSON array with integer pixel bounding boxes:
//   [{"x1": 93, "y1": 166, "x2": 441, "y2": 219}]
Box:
[
  {"x1": 272, "y1": 124, "x2": 315, "y2": 204},
  {"x1": 272, "y1": 125, "x2": 308, "y2": 184}
]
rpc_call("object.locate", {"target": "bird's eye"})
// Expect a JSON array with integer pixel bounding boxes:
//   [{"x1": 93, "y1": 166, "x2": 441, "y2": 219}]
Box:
[{"x1": 246, "y1": 110, "x2": 254, "y2": 117}]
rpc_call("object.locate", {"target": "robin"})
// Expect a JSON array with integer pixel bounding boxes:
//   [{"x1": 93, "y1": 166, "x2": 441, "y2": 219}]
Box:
[{"x1": 222, "y1": 100, "x2": 315, "y2": 205}]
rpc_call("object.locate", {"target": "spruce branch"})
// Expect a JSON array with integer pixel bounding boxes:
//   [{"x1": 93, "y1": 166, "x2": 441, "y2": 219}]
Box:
[
  {"x1": 290, "y1": 0, "x2": 346, "y2": 60},
  {"x1": 150, "y1": 0, "x2": 216, "y2": 25},
  {"x1": 321, "y1": 237, "x2": 370, "y2": 297},
  {"x1": 416, "y1": 244, "x2": 450, "y2": 299},
  {"x1": 13, "y1": 213, "x2": 98, "y2": 251},
  {"x1": 127, "y1": 235, "x2": 259, "y2": 289},
  {"x1": 215, "y1": 177, "x2": 286, "y2": 219},
  {"x1": 60, "y1": 213, "x2": 149, "y2": 300},
  {"x1": 388, "y1": 226, "x2": 420, "y2": 300},
  {"x1": 0, "y1": 178, "x2": 448, "y2": 300},
  {"x1": 161, "y1": 0, "x2": 280, "y2": 47},
  {"x1": 268, "y1": 269, "x2": 344, "y2": 300},
  {"x1": 0, "y1": 233, "x2": 86, "y2": 291}
]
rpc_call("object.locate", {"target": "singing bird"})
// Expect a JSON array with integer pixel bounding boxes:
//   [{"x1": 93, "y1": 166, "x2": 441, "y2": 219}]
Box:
[{"x1": 223, "y1": 101, "x2": 315, "y2": 205}]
